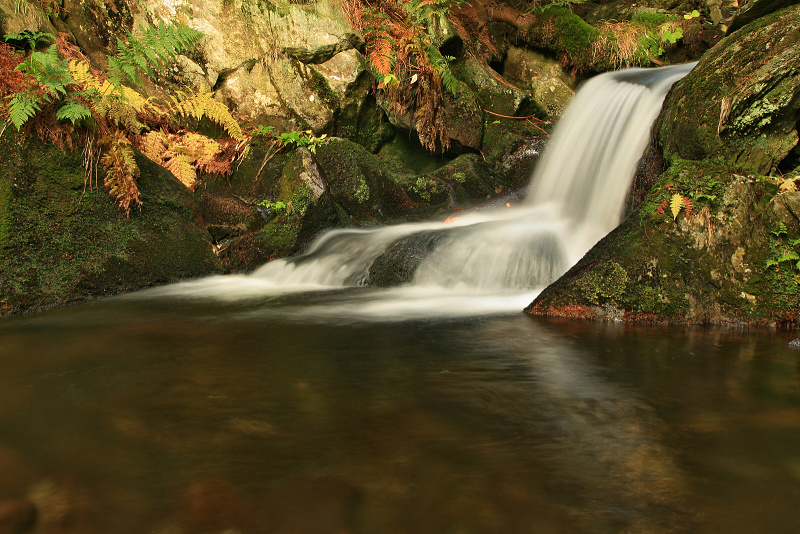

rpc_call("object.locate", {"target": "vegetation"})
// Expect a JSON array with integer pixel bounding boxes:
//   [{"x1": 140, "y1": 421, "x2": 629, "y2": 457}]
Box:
[
  {"x1": 341, "y1": 0, "x2": 462, "y2": 152},
  {"x1": 0, "y1": 22, "x2": 243, "y2": 215}
]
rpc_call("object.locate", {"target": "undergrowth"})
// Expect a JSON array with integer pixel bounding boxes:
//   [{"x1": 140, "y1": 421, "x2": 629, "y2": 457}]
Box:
[{"x1": 0, "y1": 24, "x2": 244, "y2": 215}]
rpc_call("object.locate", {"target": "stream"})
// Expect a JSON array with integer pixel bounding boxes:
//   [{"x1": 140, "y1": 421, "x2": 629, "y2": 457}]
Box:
[{"x1": 1, "y1": 297, "x2": 799, "y2": 533}]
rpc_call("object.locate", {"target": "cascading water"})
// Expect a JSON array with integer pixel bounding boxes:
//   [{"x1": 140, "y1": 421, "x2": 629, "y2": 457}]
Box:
[{"x1": 141, "y1": 63, "x2": 695, "y2": 320}]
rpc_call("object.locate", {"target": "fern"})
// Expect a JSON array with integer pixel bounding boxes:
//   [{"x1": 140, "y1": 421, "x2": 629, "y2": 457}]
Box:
[
  {"x1": 55, "y1": 100, "x2": 91, "y2": 124},
  {"x1": 100, "y1": 131, "x2": 141, "y2": 215},
  {"x1": 16, "y1": 45, "x2": 73, "y2": 99},
  {"x1": 4, "y1": 44, "x2": 76, "y2": 130},
  {"x1": 4, "y1": 30, "x2": 56, "y2": 51},
  {"x1": 669, "y1": 193, "x2": 693, "y2": 220},
  {"x1": 67, "y1": 59, "x2": 150, "y2": 133},
  {"x1": 169, "y1": 91, "x2": 244, "y2": 141},
  {"x1": 426, "y1": 44, "x2": 458, "y2": 96},
  {"x1": 138, "y1": 129, "x2": 224, "y2": 189},
  {"x1": 107, "y1": 22, "x2": 204, "y2": 87},
  {"x1": 6, "y1": 91, "x2": 42, "y2": 130}
]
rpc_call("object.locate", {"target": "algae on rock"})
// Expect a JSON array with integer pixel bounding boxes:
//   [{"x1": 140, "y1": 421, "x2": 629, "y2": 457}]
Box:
[{"x1": 0, "y1": 135, "x2": 220, "y2": 316}]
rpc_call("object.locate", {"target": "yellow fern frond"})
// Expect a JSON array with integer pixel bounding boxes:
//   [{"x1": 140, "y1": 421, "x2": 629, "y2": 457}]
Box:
[
  {"x1": 779, "y1": 177, "x2": 798, "y2": 193},
  {"x1": 139, "y1": 130, "x2": 170, "y2": 163},
  {"x1": 179, "y1": 132, "x2": 222, "y2": 168},
  {"x1": 69, "y1": 59, "x2": 150, "y2": 132},
  {"x1": 669, "y1": 193, "x2": 684, "y2": 220},
  {"x1": 669, "y1": 193, "x2": 693, "y2": 220},
  {"x1": 163, "y1": 154, "x2": 197, "y2": 189},
  {"x1": 169, "y1": 91, "x2": 244, "y2": 141},
  {"x1": 119, "y1": 85, "x2": 150, "y2": 113}
]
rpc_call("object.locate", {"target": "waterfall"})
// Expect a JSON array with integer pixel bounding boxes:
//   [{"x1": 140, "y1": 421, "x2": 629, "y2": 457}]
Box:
[
  {"x1": 142, "y1": 63, "x2": 695, "y2": 319},
  {"x1": 253, "y1": 63, "x2": 695, "y2": 290}
]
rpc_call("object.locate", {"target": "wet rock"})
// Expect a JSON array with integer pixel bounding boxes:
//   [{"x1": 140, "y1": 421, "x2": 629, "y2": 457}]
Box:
[
  {"x1": 503, "y1": 46, "x2": 575, "y2": 119},
  {"x1": 365, "y1": 229, "x2": 450, "y2": 287},
  {"x1": 0, "y1": 136, "x2": 221, "y2": 318},
  {"x1": 0, "y1": 499, "x2": 36, "y2": 534},
  {"x1": 452, "y1": 55, "x2": 543, "y2": 120},
  {"x1": 657, "y1": 3, "x2": 800, "y2": 175},
  {"x1": 726, "y1": 0, "x2": 800, "y2": 35}
]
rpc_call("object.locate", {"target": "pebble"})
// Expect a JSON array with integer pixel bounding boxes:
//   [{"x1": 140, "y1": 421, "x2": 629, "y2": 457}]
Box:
[{"x1": 0, "y1": 499, "x2": 36, "y2": 534}]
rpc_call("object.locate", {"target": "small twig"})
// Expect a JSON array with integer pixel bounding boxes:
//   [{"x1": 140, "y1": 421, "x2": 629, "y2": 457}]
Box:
[{"x1": 482, "y1": 109, "x2": 550, "y2": 136}]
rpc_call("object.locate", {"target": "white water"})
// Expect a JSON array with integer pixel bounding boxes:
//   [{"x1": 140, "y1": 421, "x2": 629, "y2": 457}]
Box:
[{"x1": 138, "y1": 63, "x2": 695, "y2": 320}]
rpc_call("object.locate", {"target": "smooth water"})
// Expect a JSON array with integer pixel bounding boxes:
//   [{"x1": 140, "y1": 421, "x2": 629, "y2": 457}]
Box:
[{"x1": 1, "y1": 298, "x2": 800, "y2": 533}]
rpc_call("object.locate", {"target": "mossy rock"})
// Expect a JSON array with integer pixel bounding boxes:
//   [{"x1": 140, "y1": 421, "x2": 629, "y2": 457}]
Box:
[
  {"x1": 527, "y1": 158, "x2": 800, "y2": 326},
  {"x1": 0, "y1": 134, "x2": 221, "y2": 317},
  {"x1": 657, "y1": 3, "x2": 800, "y2": 176},
  {"x1": 364, "y1": 229, "x2": 450, "y2": 287},
  {"x1": 314, "y1": 138, "x2": 424, "y2": 223}
]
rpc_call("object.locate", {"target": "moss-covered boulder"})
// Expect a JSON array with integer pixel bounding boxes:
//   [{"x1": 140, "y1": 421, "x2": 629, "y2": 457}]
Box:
[
  {"x1": 527, "y1": 7, "x2": 800, "y2": 326},
  {"x1": 527, "y1": 159, "x2": 800, "y2": 326},
  {"x1": 0, "y1": 135, "x2": 221, "y2": 317},
  {"x1": 503, "y1": 46, "x2": 575, "y2": 118},
  {"x1": 726, "y1": 0, "x2": 800, "y2": 35},
  {"x1": 657, "y1": 4, "x2": 800, "y2": 175}
]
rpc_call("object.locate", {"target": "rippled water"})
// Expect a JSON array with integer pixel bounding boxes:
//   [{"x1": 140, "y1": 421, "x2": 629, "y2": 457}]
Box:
[{"x1": 1, "y1": 295, "x2": 799, "y2": 533}]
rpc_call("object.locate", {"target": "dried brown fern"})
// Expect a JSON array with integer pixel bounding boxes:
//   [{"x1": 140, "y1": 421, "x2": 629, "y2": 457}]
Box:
[
  {"x1": 100, "y1": 131, "x2": 141, "y2": 215},
  {"x1": 341, "y1": 0, "x2": 452, "y2": 152}
]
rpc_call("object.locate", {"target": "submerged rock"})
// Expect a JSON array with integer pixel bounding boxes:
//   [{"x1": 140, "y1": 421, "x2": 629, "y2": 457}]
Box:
[{"x1": 0, "y1": 499, "x2": 36, "y2": 534}]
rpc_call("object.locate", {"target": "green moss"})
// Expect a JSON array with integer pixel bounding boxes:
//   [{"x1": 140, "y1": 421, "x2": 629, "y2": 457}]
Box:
[
  {"x1": 307, "y1": 67, "x2": 338, "y2": 107},
  {"x1": 580, "y1": 261, "x2": 629, "y2": 304},
  {"x1": 257, "y1": 220, "x2": 298, "y2": 255},
  {"x1": 0, "y1": 136, "x2": 220, "y2": 316},
  {"x1": 537, "y1": 6, "x2": 600, "y2": 57},
  {"x1": 631, "y1": 12, "x2": 676, "y2": 26},
  {"x1": 0, "y1": 174, "x2": 10, "y2": 253}
]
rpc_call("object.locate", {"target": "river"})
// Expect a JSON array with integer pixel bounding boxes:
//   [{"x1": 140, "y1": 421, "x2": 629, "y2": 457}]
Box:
[{"x1": 1, "y1": 295, "x2": 799, "y2": 533}]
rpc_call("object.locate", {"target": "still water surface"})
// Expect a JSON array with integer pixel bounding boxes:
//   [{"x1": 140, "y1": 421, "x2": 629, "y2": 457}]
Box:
[{"x1": 1, "y1": 292, "x2": 800, "y2": 533}]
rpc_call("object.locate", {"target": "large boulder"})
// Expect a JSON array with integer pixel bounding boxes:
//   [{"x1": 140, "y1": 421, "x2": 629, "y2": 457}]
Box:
[
  {"x1": 502, "y1": 46, "x2": 575, "y2": 119},
  {"x1": 0, "y1": 134, "x2": 221, "y2": 317},
  {"x1": 657, "y1": 4, "x2": 800, "y2": 175},
  {"x1": 527, "y1": 6, "x2": 800, "y2": 326}
]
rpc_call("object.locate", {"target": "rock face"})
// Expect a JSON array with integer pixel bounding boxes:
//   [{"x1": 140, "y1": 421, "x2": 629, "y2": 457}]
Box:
[
  {"x1": 657, "y1": 5, "x2": 800, "y2": 175},
  {"x1": 0, "y1": 136, "x2": 221, "y2": 316},
  {"x1": 0, "y1": 0, "x2": 727, "y2": 317},
  {"x1": 527, "y1": 4, "x2": 800, "y2": 327}
]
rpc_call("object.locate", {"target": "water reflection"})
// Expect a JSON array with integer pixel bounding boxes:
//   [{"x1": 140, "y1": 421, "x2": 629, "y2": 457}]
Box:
[{"x1": 0, "y1": 301, "x2": 799, "y2": 533}]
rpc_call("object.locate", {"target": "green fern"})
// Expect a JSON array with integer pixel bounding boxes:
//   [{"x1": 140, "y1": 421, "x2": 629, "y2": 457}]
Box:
[
  {"x1": 55, "y1": 100, "x2": 92, "y2": 124},
  {"x1": 107, "y1": 22, "x2": 204, "y2": 87},
  {"x1": 16, "y1": 44, "x2": 73, "y2": 99},
  {"x1": 426, "y1": 44, "x2": 458, "y2": 96},
  {"x1": 6, "y1": 92, "x2": 43, "y2": 130},
  {"x1": 4, "y1": 30, "x2": 56, "y2": 50}
]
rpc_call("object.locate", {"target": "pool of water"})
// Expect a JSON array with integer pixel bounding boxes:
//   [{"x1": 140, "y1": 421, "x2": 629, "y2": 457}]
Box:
[{"x1": 1, "y1": 292, "x2": 799, "y2": 533}]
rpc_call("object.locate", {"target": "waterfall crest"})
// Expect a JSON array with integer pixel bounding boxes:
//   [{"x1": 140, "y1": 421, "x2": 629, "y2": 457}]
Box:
[{"x1": 143, "y1": 63, "x2": 695, "y2": 319}]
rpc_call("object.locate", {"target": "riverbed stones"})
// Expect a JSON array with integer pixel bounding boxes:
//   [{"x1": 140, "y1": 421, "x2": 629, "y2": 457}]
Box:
[{"x1": 0, "y1": 499, "x2": 36, "y2": 534}]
